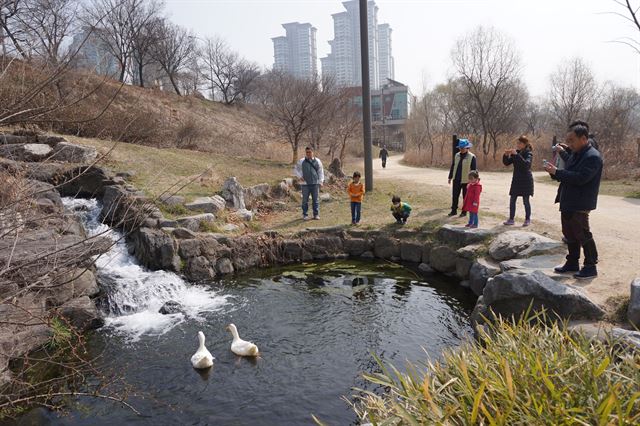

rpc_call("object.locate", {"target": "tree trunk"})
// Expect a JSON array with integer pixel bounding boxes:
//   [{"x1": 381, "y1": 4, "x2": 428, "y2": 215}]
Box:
[
  {"x1": 339, "y1": 137, "x2": 348, "y2": 164},
  {"x1": 169, "y1": 74, "x2": 181, "y2": 96},
  {"x1": 138, "y1": 63, "x2": 145, "y2": 88},
  {"x1": 291, "y1": 143, "x2": 299, "y2": 165}
]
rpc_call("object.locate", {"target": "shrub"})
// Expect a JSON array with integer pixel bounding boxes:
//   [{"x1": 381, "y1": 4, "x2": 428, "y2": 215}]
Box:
[{"x1": 354, "y1": 315, "x2": 640, "y2": 425}]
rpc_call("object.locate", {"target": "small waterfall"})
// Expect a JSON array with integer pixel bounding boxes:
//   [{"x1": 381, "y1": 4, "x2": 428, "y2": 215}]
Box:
[{"x1": 63, "y1": 198, "x2": 230, "y2": 341}]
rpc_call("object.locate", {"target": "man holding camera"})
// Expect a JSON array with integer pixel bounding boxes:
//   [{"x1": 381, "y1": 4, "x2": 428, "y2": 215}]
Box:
[{"x1": 544, "y1": 121, "x2": 603, "y2": 280}]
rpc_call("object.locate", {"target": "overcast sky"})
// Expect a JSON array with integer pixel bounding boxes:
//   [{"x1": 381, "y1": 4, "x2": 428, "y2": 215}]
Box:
[{"x1": 165, "y1": 0, "x2": 640, "y2": 97}]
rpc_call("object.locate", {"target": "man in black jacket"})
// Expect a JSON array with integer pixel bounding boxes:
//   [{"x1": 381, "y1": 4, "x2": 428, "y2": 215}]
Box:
[{"x1": 544, "y1": 121, "x2": 603, "y2": 279}]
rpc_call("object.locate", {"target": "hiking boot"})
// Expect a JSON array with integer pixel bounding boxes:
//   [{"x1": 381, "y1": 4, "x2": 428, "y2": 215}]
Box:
[
  {"x1": 574, "y1": 265, "x2": 597, "y2": 280},
  {"x1": 553, "y1": 262, "x2": 580, "y2": 273},
  {"x1": 503, "y1": 219, "x2": 515, "y2": 225},
  {"x1": 447, "y1": 211, "x2": 457, "y2": 217},
  {"x1": 522, "y1": 220, "x2": 531, "y2": 227},
  {"x1": 459, "y1": 212, "x2": 467, "y2": 218}
]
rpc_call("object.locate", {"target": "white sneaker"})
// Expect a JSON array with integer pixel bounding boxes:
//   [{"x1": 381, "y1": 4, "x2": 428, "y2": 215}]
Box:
[{"x1": 303, "y1": 216, "x2": 310, "y2": 221}]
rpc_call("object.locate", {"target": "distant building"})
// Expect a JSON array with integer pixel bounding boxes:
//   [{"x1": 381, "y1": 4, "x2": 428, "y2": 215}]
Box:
[
  {"x1": 69, "y1": 28, "x2": 119, "y2": 78},
  {"x1": 272, "y1": 22, "x2": 317, "y2": 80},
  {"x1": 349, "y1": 78, "x2": 412, "y2": 150},
  {"x1": 321, "y1": 0, "x2": 394, "y2": 90}
]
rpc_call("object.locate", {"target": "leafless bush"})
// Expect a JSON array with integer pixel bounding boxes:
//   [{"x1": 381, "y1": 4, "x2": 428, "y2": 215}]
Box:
[{"x1": 175, "y1": 117, "x2": 202, "y2": 149}]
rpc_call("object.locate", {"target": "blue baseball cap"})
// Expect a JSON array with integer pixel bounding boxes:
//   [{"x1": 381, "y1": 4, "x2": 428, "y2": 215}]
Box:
[{"x1": 457, "y1": 139, "x2": 473, "y2": 149}]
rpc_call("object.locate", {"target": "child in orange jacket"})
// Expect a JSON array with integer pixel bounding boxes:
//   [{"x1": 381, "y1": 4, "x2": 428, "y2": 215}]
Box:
[
  {"x1": 347, "y1": 171, "x2": 365, "y2": 225},
  {"x1": 463, "y1": 170, "x2": 482, "y2": 228}
]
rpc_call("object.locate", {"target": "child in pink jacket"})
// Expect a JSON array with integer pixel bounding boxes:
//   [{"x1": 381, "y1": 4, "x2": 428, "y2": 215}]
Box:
[{"x1": 463, "y1": 170, "x2": 482, "y2": 228}]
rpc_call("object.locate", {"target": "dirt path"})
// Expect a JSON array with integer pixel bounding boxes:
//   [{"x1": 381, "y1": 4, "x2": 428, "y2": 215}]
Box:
[{"x1": 374, "y1": 156, "x2": 640, "y2": 305}]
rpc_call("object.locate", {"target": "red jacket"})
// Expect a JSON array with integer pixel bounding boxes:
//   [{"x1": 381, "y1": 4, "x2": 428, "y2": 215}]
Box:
[{"x1": 463, "y1": 181, "x2": 482, "y2": 213}]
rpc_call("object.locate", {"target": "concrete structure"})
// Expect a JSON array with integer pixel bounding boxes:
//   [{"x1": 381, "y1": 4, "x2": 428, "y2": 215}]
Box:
[
  {"x1": 272, "y1": 22, "x2": 318, "y2": 80},
  {"x1": 321, "y1": 0, "x2": 393, "y2": 90},
  {"x1": 69, "y1": 28, "x2": 119, "y2": 78}
]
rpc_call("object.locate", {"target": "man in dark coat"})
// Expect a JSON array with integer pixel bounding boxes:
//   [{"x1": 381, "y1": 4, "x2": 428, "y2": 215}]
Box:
[
  {"x1": 544, "y1": 121, "x2": 603, "y2": 279},
  {"x1": 379, "y1": 146, "x2": 389, "y2": 168}
]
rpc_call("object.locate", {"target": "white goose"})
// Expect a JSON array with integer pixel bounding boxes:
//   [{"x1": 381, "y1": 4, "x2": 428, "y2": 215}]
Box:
[
  {"x1": 226, "y1": 323, "x2": 259, "y2": 357},
  {"x1": 191, "y1": 331, "x2": 214, "y2": 369}
]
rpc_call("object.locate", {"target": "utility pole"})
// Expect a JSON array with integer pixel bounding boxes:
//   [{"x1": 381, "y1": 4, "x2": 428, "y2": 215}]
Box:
[{"x1": 359, "y1": 0, "x2": 373, "y2": 192}]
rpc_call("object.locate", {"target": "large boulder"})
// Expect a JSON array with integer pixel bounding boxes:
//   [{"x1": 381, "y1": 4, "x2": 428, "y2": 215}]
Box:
[
  {"x1": 0, "y1": 134, "x2": 30, "y2": 144},
  {"x1": 50, "y1": 141, "x2": 98, "y2": 163},
  {"x1": 185, "y1": 195, "x2": 226, "y2": 214},
  {"x1": 483, "y1": 271, "x2": 605, "y2": 320},
  {"x1": 244, "y1": 183, "x2": 271, "y2": 208},
  {"x1": 59, "y1": 296, "x2": 104, "y2": 331},
  {"x1": 374, "y1": 236, "x2": 400, "y2": 259},
  {"x1": 233, "y1": 208, "x2": 254, "y2": 222},
  {"x1": 499, "y1": 254, "x2": 568, "y2": 281},
  {"x1": 489, "y1": 231, "x2": 563, "y2": 261},
  {"x1": 159, "y1": 300, "x2": 183, "y2": 315},
  {"x1": 57, "y1": 166, "x2": 114, "y2": 198},
  {"x1": 400, "y1": 241, "x2": 424, "y2": 263},
  {"x1": 429, "y1": 245, "x2": 457, "y2": 273},
  {"x1": 160, "y1": 195, "x2": 185, "y2": 206},
  {"x1": 455, "y1": 257, "x2": 473, "y2": 280},
  {"x1": 0, "y1": 143, "x2": 52, "y2": 162},
  {"x1": 628, "y1": 278, "x2": 640, "y2": 327},
  {"x1": 469, "y1": 258, "x2": 501, "y2": 297},
  {"x1": 328, "y1": 158, "x2": 345, "y2": 178},
  {"x1": 130, "y1": 227, "x2": 181, "y2": 271},
  {"x1": 437, "y1": 224, "x2": 495, "y2": 247},
  {"x1": 343, "y1": 238, "x2": 371, "y2": 256},
  {"x1": 221, "y1": 177, "x2": 246, "y2": 210}
]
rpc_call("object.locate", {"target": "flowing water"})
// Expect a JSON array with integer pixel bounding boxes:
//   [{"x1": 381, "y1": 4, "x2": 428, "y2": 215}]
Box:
[{"x1": 38, "y1": 199, "x2": 476, "y2": 425}]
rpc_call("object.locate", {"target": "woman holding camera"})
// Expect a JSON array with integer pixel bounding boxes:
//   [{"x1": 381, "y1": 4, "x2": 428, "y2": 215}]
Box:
[{"x1": 502, "y1": 135, "x2": 534, "y2": 226}]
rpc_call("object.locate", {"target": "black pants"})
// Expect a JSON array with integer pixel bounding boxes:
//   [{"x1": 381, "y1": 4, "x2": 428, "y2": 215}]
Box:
[
  {"x1": 561, "y1": 211, "x2": 598, "y2": 266},
  {"x1": 392, "y1": 212, "x2": 409, "y2": 223},
  {"x1": 451, "y1": 181, "x2": 467, "y2": 213},
  {"x1": 509, "y1": 195, "x2": 531, "y2": 220},
  {"x1": 381, "y1": 159, "x2": 387, "y2": 168}
]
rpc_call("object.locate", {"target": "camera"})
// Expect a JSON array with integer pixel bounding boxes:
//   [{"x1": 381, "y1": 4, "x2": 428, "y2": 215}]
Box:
[
  {"x1": 542, "y1": 159, "x2": 549, "y2": 167},
  {"x1": 551, "y1": 145, "x2": 558, "y2": 152}
]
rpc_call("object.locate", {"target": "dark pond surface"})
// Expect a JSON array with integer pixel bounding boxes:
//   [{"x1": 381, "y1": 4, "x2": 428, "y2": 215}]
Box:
[{"x1": 33, "y1": 260, "x2": 475, "y2": 426}]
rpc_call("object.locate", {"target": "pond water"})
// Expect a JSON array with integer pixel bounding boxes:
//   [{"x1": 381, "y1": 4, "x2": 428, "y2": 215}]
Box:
[{"x1": 35, "y1": 199, "x2": 476, "y2": 425}]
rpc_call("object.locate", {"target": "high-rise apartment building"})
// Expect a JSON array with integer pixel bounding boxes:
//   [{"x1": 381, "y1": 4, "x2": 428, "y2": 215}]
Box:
[
  {"x1": 272, "y1": 22, "x2": 317, "y2": 80},
  {"x1": 321, "y1": 0, "x2": 393, "y2": 89}
]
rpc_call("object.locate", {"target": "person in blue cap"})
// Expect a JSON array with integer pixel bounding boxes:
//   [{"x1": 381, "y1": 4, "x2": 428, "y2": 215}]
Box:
[{"x1": 447, "y1": 138, "x2": 477, "y2": 217}]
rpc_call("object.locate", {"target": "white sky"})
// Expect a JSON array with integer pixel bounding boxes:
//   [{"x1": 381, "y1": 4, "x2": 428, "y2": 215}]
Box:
[{"x1": 165, "y1": 0, "x2": 640, "y2": 97}]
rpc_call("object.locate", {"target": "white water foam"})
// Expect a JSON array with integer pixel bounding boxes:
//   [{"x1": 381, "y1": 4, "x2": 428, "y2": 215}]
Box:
[{"x1": 63, "y1": 198, "x2": 230, "y2": 341}]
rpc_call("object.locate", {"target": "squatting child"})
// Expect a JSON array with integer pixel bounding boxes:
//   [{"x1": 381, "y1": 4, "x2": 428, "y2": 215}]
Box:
[
  {"x1": 347, "y1": 171, "x2": 365, "y2": 225},
  {"x1": 390, "y1": 195, "x2": 411, "y2": 225},
  {"x1": 463, "y1": 170, "x2": 482, "y2": 228}
]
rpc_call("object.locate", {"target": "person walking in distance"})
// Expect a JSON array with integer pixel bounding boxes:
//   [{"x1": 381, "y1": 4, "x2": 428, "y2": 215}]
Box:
[
  {"x1": 503, "y1": 135, "x2": 534, "y2": 226},
  {"x1": 294, "y1": 146, "x2": 325, "y2": 220},
  {"x1": 447, "y1": 139, "x2": 477, "y2": 217},
  {"x1": 544, "y1": 121, "x2": 603, "y2": 280},
  {"x1": 379, "y1": 146, "x2": 389, "y2": 169}
]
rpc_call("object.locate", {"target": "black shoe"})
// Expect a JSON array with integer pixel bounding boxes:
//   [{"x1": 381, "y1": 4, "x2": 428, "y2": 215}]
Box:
[
  {"x1": 553, "y1": 262, "x2": 580, "y2": 273},
  {"x1": 574, "y1": 265, "x2": 597, "y2": 280},
  {"x1": 396, "y1": 220, "x2": 402, "y2": 224},
  {"x1": 447, "y1": 211, "x2": 457, "y2": 217},
  {"x1": 459, "y1": 212, "x2": 467, "y2": 217}
]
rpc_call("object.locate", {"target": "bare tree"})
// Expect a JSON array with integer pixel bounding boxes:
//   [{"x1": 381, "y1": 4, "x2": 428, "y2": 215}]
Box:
[
  {"x1": 592, "y1": 83, "x2": 640, "y2": 152},
  {"x1": 257, "y1": 71, "x2": 336, "y2": 164},
  {"x1": 610, "y1": 0, "x2": 640, "y2": 54},
  {"x1": 451, "y1": 26, "x2": 523, "y2": 159},
  {"x1": 150, "y1": 19, "x2": 194, "y2": 95},
  {"x1": 16, "y1": 0, "x2": 78, "y2": 64},
  {"x1": 199, "y1": 37, "x2": 240, "y2": 104},
  {"x1": 233, "y1": 59, "x2": 261, "y2": 102},
  {"x1": 129, "y1": 3, "x2": 162, "y2": 87},
  {"x1": 548, "y1": 57, "x2": 598, "y2": 132},
  {"x1": 0, "y1": 0, "x2": 27, "y2": 58}
]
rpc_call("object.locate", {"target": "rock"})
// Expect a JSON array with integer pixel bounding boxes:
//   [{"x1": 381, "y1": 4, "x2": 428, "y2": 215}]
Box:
[
  {"x1": 185, "y1": 195, "x2": 226, "y2": 214},
  {"x1": 320, "y1": 193, "x2": 332, "y2": 202},
  {"x1": 160, "y1": 195, "x2": 185, "y2": 206},
  {"x1": 374, "y1": 236, "x2": 400, "y2": 259},
  {"x1": 221, "y1": 177, "x2": 246, "y2": 209},
  {"x1": 470, "y1": 296, "x2": 490, "y2": 326},
  {"x1": 244, "y1": 183, "x2": 271, "y2": 208},
  {"x1": 421, "y1": 241, "x2": 433, "y2": 263},
  {"x1": 0, "y1": 134, "x2": 29, "y2": 144},
  {"x1": 611, "y1": 328, "x2": 640, "y2": 351},
  {"x1": 282, "y1": 239, "x2": 303, "y2": 261},
  {"x1": 305, "y1": 235, "x2": 344, "y2": 259},
  {"x1": 59, "y1": 296, "x2": 104, "y2": 331},
  {"x1": 628, "y1": 278, "x2": 640, "y2": 327},
  {"x1": 489, "y1": 231, "x2": 563, "y2": 261},
  {"x1": 221, "y1": 223, "x2": 240, "y2": 232},
  {"x1": 456, "y1": 244, "x2": 484, "y2": 260},
  {"x1": 0, "y1": 143, "x2": 52, "y2": 161},
  {"x1": 456, "y1": 257, "x2": 473, "y2": 279},
  {"x1": 400, "y1": 241, "x2": 423, "y2": 263},
  {"x1": 159, "y1": 218, "x2": 178, "y2": 228},
  {"x1": 437, "y1": 224, "x2": 495, "y2": 247},
  {"x1": 37, "y1": 135, "x2": 67, "y2": 146},
  {"x1": 469, "y1": 258, "x2": 501, "y2": 297},
  {"x1": 499, "y1": 254, "x2": 568, "y2": 281},
  {"x1": 418, "y1": 263, "x2": 434, "y2": 274},
  {"x1": 272, "y1": 201, "x2": 288, "y2": 211},
  {"x1": 51, "y1": 141, "x2": 98, "y2": 163},
  {"x1": 172, "y1": 227, "x2": 197, "y2": 239},
  {"x1": 344, "y1": 238, "x2": 371, "y2": 256},
  {"x1": 58, "y1": 166, "x2": 114, "y2": 198},
  {"x1": 429, "y1": 245, "x2": 457, "y2": 273},
  {"x1": 159, "y1": 300, "x2": 183, "y2": 315},
  {"x1": 483, "y1": 271, "x2": 605, "y2": 320},
  {"x1": 460, "y1": 280, "x2": 470, "y2": 289},
  {"x1": 115, "y1": 170, "x2": 136, "y2": 179},
  {"x1": 176, "y1": 213, "x2": 216, "y2": 232},
  {"x1": 360, "y1": 251, "x2": 375, "y2": 259},
  {"x1": 271, "y1": 182, "x2": 291, "y2": 198},
  {"x1": 233, "y1": 208, "x2": 253, "y2": 221},
  {"x1": 328, "y1": 158, "x2": 345, "y2": 178},
  {"x1": 186, "y1": 256, "x2": 216, "y2": 281},
  {"x1": 130, "y1": 227, "x2": 181, "y2": 271},
  {"x1": 216, "y1": 258, "x2": 234, "y2": 275},
  {"x1": 69, "y1": 268, "x2": 100, "y2": 299}
]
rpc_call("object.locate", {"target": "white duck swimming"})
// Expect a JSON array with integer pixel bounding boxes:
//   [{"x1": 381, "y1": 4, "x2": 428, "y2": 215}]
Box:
[
  {"x1": 226, "y1": 323, "x2": 259, "y2": 357},
  {"x1": 191, "y1": 331, "x2": 214, "y2": 369}
]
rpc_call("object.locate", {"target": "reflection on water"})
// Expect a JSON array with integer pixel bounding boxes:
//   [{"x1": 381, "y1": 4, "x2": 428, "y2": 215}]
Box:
[{"x1": 41, "y1": 261, "x2": 475, "y2": 426}]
